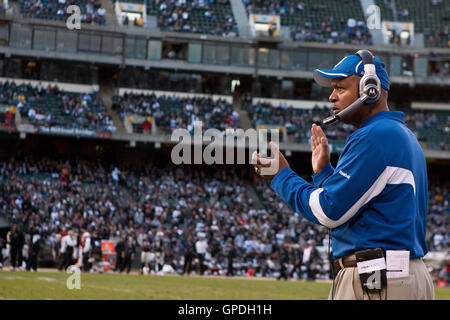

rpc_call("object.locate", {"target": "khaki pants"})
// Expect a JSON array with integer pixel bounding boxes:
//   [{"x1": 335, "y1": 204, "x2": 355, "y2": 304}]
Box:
[{"x1": 328, "y1": 258, "x2": 434, "y2": 300}]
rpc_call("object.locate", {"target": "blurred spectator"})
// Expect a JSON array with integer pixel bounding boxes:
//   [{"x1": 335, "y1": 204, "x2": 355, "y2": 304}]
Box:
[
  {"x1": 225, "y1": 239, "x2": 237, "y2": 276},
  {"x1": 81, "y1": 229, "x2": 92, "y2": 272},
  {"x1": 115, "y1": 234, "x2": 126, "y2": 272},
  {"x1": 303, "y1": 240, "x2": 320, "y2": 281},
  {"x1": 26, "y1": 230, "x2": 40, "y2": 272},
  {"x1": 7, "y1": 224, "x2": 25, "y2": 271},
  {"x1": 0, "y1": 237, "x2": 5, "y2": 269},
  {"x1": 195, "y1": 234, "x2": 208, "y2": 275},
  {"x1": 139, "y1": 233, "x2": 152, "y2": 274},
  {"x1": 121, "y1": 236, "x2": 136, "y2": 274},
  {"x1": 277, "y1": 241, "x2": 289, "y2": 280},
  {"x1": 59, "y1": 229, "x2": 76, "y2": 271},
  {"x1": 182, "y1": 234, "x2": 196, "y2": 276}
]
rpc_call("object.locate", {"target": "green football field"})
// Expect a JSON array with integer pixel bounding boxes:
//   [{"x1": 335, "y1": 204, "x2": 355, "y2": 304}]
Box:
[{"x1": 0, "y1": 270, "x2": 449, "y2": 300}]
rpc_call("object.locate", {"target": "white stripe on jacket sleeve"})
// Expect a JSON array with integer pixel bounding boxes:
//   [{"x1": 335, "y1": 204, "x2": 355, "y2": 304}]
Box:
[{"x1": 308, "y1": 166, "x2": 416, "y2": 229}]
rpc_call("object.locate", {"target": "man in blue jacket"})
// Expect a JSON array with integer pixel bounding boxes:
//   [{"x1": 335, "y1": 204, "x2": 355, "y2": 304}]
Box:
[{"x1": 252, "y1": 52, "x2": 434, "y2": 300}]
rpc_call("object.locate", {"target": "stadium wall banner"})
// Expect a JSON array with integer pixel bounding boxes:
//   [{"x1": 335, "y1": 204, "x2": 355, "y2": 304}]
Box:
[
  {"x1": 39, "y1": 126, "x2": 112, "y2": 138},
  {"x1": 96, "y1": 131, "x2": 112, "y2": 139},
  {"x1": 0, "y1": 106, "x2": 12, "y2": 112},
  {"x1": 18, "y1": 123, "x2": 38, "y2": 133},
  {"x1": 0, "y1": 77, "x2": 99, "y2": 93},
  {"x1": 251, "y1": 97, "x2": 332, "y2": 110},
  {"x1": 1, "y1": 123, "x2": 16, "y2": 131},
  {"x1": 118, "y1": 88, "x2": 233, "y2": 104}
]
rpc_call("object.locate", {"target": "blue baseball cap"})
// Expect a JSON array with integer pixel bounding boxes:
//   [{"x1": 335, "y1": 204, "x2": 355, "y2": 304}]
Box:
[{"x1": 313, "y1": 54, "x2": 390, "y2": 91}]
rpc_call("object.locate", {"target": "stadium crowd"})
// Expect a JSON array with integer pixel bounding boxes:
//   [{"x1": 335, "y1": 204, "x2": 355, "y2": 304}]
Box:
[
  {"x1": 0, "y1": 155, "x2": 448, "y2": 282},
  {"x1": 244, "y1": 97, "x2": 450, "y2": 150},
  {"x1": 244, "y1": 100, "x2": 354, "y2": 144},
  {"x1": 19, "y1": 0, "x2": 106, "y2": 25},
  {"x1": 289, "y1": 15, "x2": 372, "y2": 45},
  {"x1": 244, "y1": 0, "x2": 372, "y2": 45},
  {"x1": 403, "y1": 109, "x2": 450, "y2": 151},
  {"x1": 0, "y1": 81, "x2": 116, "y2": 133},
  {"x1": 113, "y1": 93, "x2": 239, "y2": 135},
  {"x1": 0, "y1": 107, "x2": 16, "y2": 127},
  {"x1": 153, "y1": 0, "x2": 238, "y2": 37},
  {"x1": 428, "y1": 25, "x2": 450, "y2": 48}
]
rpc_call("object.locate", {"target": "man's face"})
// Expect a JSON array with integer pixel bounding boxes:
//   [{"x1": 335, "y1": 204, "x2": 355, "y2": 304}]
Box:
[{"x1": 329, "y1": 75, "x2": 361, "y2": 125}]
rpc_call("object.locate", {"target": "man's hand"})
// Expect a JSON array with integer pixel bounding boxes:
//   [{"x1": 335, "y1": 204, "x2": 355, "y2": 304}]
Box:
[
  {"x1": 252, "y1": 142, "x2": 289, "y2": 182},
  {"x1": 310, "y1": 123, "x2": 330, "y2": 174}
]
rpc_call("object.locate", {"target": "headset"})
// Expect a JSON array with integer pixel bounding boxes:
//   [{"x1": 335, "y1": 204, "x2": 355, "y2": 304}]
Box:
[{"x1": 323, "y1": 50, "x2": 381, "y2": 126}]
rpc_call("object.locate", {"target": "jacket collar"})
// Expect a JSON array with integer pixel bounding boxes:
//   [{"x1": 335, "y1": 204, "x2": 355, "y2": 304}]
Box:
[{"x1": 361, "y1": 111, "x2": 404, "y2": 128}]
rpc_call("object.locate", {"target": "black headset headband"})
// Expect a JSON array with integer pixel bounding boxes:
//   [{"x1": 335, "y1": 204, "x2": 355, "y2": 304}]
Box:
[{"x1": 356, "y1": 49, "x2": 375, "y2": 66}]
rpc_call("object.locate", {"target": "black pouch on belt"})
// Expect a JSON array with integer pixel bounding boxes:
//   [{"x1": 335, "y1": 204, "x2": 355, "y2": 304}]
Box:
[{"x1": 355, "y1": 248, "x2": 387, "y2": 294}]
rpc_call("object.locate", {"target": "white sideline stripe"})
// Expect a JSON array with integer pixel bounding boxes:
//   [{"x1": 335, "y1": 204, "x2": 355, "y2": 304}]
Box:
[{"x1": 308, "y1": 166, "x2": 416, "y2": 229}]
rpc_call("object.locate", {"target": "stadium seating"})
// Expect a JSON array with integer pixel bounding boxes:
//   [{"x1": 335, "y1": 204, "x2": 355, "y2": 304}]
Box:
[
  {"x1": 244, "y1": 99, "x2": 353, "y2": 148},
  {"x1": 0, "y1": 105, "x2": 16, "y2": 133},
  {"x1": 244, "y1": 98, "x2": 450, "y2": 151},
  {"x1": 112, "y1": 93, "x2": 239, "y2": 135},
  {"x1": 18, "y1": 0, "x2": 106, "y2": 25},
  {"x1": 0, "y1": 81, "x2": 115, "y2": 133},
  {"x1": 373, "y1": 0, "x2": 394, "y2": 22},
  {"x1": 402, "y1": 108, "x2": 450, "y2": 150},
  {"x1": 1, "y1": 155, "x2": 448, "y2": 278},
  {"x1": 245, "y1": 0, "x2": 372, "y2": 44},
  {"x1": 117, "y1": 0, "x2": 238, "y2": 36},
  {"x1": 395, "y1": 0, "x2": 449, "y2": 47}
]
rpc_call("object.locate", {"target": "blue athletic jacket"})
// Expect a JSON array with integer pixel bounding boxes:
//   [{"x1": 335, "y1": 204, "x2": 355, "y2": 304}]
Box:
[{"x1": 270, "y1": 111, "x2": 428, "y2": 259}]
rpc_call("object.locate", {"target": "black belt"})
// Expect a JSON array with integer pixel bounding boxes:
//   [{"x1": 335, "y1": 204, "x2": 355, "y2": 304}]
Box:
[
  {"x1": 333, "y1": 254, "x2": 357, "y2": 272},
  {"x1": 334, "y1": 253, "x2": 420, "y2": 272}
]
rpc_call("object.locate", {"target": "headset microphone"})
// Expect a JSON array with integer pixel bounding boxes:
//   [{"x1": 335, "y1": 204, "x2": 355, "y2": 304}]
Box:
[{"x1": 323, "y1": 94, "x2": 369, "y2": 126}]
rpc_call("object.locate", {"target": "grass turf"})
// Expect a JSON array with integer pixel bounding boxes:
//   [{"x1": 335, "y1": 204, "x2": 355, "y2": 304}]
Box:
[{"x1": 0, "y1": 270, "x2": 449, "y2": 300}]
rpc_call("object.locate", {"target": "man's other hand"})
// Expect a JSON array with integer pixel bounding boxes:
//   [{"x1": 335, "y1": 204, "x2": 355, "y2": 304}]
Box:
[
  {"x1": 252, "y1": 142, "x2": 289, "y2": 182},
  {"x1": 310, "y1": 123, "x2": 330, "y2": 174}
]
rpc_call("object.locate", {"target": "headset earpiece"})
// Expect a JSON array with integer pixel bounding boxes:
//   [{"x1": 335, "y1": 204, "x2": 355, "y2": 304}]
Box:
[{"x1": 356, "y1": 50, "x2": 381, "y2": 104}]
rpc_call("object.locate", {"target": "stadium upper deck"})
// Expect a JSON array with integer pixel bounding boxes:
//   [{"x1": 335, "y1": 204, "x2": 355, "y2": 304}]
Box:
[
  {"x1": 0, "y1": 0, "x2": 448, "y2": 158},
  {"x1": 12, "y1": 0, "x2": 450, "y2": 47}
]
